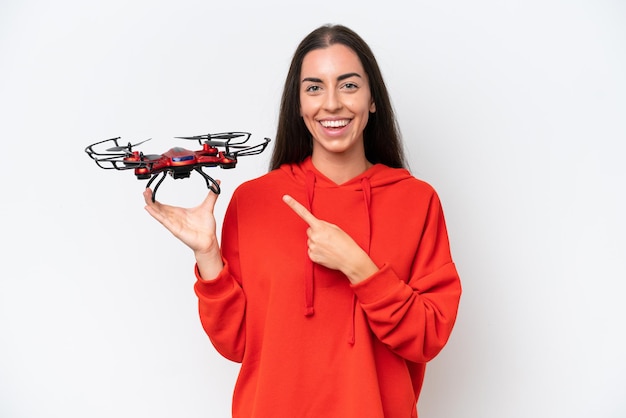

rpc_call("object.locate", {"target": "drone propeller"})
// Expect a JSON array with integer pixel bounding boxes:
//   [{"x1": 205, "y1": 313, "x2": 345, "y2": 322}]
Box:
[
  {"x1": 211, "y1": 132, "x2": 248, "y2": 140},
  {"x1": 175, "y1": 132, "x2": 249, "y2": 141},
  {"x1": 106, "y1": 138, "x2": 152, "y2": 152},
  {"x1": 203, "y1": 140, "x2": 256, "y2": 149},
  {"x1": 176, "y1": 132, "x2": 247, "y2": 140}
]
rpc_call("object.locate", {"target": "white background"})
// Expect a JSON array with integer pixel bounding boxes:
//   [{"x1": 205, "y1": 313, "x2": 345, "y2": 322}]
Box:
[{"x1": 1, "y1": 0, "x2": 625, "y2": 417}]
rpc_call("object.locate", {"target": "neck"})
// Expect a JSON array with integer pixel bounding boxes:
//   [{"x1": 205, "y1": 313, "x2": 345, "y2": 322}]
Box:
[{"x1": 311, "y1": 152, "x2": 372, "y2": 184}]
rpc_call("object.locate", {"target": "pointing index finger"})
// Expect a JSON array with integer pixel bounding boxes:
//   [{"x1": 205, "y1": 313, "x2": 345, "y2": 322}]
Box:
[{"x1": 282, "y1": 194, "x2": 318, "y2": 226}]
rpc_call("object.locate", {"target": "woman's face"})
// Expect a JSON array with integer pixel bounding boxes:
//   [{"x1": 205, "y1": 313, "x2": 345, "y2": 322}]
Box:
[{"x1": 299, "y1": 44, "x2": 376, "y2": 161}]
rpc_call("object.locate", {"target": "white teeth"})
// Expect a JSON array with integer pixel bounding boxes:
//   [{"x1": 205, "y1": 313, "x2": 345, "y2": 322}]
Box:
[{"x1": 320, "y1": 120, "x2": 349, "y2": 128}]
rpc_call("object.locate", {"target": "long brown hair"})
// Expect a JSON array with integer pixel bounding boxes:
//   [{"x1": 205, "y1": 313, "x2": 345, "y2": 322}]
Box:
[{"x1": 269, "y1": 24, "x2": 406, "y2": 171}]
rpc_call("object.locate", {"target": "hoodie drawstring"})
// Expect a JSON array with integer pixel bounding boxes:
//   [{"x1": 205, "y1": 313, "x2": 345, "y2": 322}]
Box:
[
  {"x1": 349, "y1": 177, "x2": 372, "y2": 345},
  {"x1": 304, "y1": 171, "x2": 317, "y2": 317},
  {"x1": 302, "y1": 172, "x2": 374, "y2": 346}
]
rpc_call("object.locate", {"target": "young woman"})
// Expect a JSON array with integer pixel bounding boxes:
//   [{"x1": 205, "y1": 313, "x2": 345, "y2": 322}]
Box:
[{"x1": 144, "y1": 24, "x2": 461, "y2": 418}]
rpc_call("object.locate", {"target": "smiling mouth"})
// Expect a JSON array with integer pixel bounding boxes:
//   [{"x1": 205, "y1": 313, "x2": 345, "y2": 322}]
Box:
[{"x1": 320, "y1": 119, "x2": 350, "y2": 128}]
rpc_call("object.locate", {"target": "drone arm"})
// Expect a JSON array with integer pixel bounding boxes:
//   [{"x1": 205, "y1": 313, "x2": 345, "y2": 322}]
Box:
[{"x1": 85, "y1": 137, "x2": 149, "y2": 171}]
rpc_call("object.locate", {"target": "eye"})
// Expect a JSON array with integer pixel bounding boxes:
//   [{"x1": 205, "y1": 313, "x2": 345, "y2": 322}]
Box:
[
  {"x1": 304, "y1": 84, "x2": 322, "y2": 93},
  {"x1": 342, "y1": 82, "x2": 359, "y2": 91}
]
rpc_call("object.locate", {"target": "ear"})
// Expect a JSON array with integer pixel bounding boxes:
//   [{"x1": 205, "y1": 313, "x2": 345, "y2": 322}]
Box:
[{"x1": 369, "y1": 100, "x2": 376, "y2": 113}]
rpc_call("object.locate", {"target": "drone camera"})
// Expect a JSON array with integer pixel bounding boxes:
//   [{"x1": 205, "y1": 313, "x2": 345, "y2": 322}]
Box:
[{"x1": 171, "y1": 167, "x2": 193, "y2": 179}]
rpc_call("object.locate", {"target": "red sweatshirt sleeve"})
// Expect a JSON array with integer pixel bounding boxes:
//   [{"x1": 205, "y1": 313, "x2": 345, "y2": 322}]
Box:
[
  {"x1": 351, "y1": 191, "x2": 461, "y2": 363},
  {"x1": 193, "y1": 194, "x2": 247, "y2": 363}
]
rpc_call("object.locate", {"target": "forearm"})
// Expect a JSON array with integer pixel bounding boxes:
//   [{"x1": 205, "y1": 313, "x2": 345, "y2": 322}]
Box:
[
  {"x1": 194, "y1": 247, "x2": 225, "y2": 281},
  {"x1": 352, "y1": 262, "x2": 461, "y2": 363},
  {"x1": 194, "y1": 265, "x2": 246, "y2": 362}
]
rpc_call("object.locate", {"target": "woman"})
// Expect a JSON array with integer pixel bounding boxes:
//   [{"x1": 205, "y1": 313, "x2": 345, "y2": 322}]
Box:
[{"x1": 144, "y1": 24, "x2": 461, "y2": 418}]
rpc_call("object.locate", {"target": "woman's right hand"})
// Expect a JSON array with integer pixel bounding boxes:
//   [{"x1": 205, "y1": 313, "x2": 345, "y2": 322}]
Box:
[{"x1": 143, "y1": 187, "x2": 224, "y2": 279}]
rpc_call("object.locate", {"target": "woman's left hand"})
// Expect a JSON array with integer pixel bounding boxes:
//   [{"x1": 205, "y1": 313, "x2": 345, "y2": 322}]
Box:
[{"x1": 282, "y1": 194, "x2": 378, "y2": 284}]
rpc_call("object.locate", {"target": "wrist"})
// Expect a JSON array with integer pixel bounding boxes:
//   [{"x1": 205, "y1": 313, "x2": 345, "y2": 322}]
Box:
[
  {"x1": 344, "y1": 252, "x2": 378, "y2": 284},
  {"x1": 194, "y1": 245, "x2": 220, "y2": 260},
  {"x1": 194, "y1": 247, "x2": 224, "y2": 281}
]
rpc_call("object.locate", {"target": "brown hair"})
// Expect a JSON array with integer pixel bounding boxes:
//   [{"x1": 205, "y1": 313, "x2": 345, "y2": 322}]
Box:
[{"x1": 269, "y1": 24, "x2": 406, "y2": 170}]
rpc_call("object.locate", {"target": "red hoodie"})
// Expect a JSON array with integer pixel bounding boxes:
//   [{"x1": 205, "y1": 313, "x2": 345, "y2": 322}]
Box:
[{"x1": 194, "y1": 157, "x2": 461, "y2": 418}]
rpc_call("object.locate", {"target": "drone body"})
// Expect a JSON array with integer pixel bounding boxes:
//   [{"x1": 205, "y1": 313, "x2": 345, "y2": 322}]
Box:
[{"x1": 85, "y1": 132, "x2": 270, "y2": 201}]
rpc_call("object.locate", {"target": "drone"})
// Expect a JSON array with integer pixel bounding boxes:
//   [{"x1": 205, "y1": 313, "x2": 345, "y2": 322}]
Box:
[{"x1": 85, "y1": 131, "x2": 270, "y2": 201}]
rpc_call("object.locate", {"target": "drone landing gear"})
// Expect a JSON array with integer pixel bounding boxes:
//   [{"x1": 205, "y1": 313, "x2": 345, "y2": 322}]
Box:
[
  {"x1": 194, "y1": 167, "x2": 221, "y2": 195},
  {"x1": 145, "y1": 168, "x2": 221, "y2": 202},
  {"x1": 146, "y1": 172, "x2": 167, "y2": 202}
]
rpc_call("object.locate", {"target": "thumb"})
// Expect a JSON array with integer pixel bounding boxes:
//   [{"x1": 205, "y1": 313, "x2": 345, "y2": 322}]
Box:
[{"x1": 200, "y1": 180, "x2": 221, "y2": 212}]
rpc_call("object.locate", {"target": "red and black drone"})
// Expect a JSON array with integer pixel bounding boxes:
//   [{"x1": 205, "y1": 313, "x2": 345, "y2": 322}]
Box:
[{"x1": 85, "y1": 131, "x2": 270, "y2": 201}]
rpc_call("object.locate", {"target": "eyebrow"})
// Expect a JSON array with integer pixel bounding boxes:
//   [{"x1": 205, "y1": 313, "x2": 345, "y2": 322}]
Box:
[{"x1": 301, "y1": 72, "x2": 363, "y2": 83}]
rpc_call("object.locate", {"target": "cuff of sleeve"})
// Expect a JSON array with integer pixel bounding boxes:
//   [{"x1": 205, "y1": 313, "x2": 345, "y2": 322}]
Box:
[
  {"x1": 350, "y1": 263, "x2": 404, "y2": 305},
  {"x1": 193, "y1": 261, "x2": 234, "y2": 299}
]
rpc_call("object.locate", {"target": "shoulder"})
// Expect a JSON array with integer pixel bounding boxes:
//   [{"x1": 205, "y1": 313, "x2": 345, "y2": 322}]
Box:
[
  {"x1": 236, "y1": 167, "x2": 289, "y2": 189},
  {"x1": 230, "y1": 166, "x2": 294, "y2": 202},
  {"x1": 406, "y1": 177, "x2": 440, "y2": 201},
  {"x1": 373, "y1": 165, "x2": 438, "y2": 196},
  {"x1": 370, "y1": 167, "x2": 447, "y2": 219}
]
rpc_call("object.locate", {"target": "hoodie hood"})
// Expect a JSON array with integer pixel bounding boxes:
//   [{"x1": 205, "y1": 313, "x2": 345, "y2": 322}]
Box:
[
  {"x1": 281, "y1": 156, "x2": 413, "y2": 192},
  {"x1": 281, "y1": 157, "x2": 413, "y2": 343}
]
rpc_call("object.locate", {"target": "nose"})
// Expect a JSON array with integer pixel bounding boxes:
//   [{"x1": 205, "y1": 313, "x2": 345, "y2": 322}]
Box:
[{"x1": 323, "y1": 89, "x2": 342, "y2": 111}]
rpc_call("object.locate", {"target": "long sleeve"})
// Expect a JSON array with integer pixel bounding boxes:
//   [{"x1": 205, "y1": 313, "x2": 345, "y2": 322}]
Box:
[
  {"x1": 193, "y1": 194, "x2": 247, "y2": 363},
  {"x1": 351, "y1": 191, "x2": 461, "y2": 363},
  {"x1": 188, "y1": 163, "x2": 461, "y2": 417}
]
